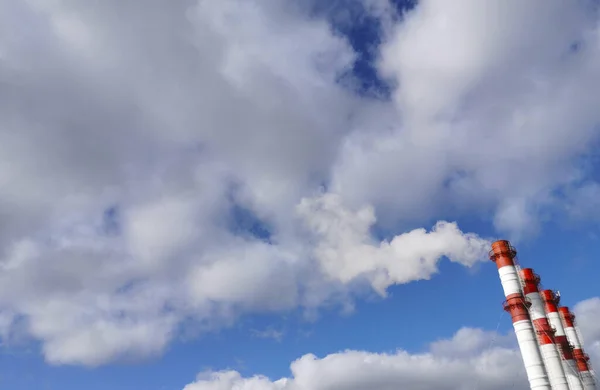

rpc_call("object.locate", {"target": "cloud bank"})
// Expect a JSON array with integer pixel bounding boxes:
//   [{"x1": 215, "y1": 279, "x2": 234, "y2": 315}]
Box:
[
  {"x1": 183, "y1": 297, "x2": 600, "y2": 390},
  {"x1": 0, "y1": 0, "x2": 599, "y2": 366}
]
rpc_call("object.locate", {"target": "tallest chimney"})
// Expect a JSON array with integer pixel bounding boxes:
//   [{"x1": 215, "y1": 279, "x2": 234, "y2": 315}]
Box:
[{"x1": 490, "y1": 240, "x2": 551, "y2": 389}]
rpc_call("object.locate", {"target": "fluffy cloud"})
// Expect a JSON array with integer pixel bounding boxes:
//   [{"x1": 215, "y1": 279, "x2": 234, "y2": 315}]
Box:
[
  {"x1": 183, "y1": 297, "x2": 600, "y2": 390},
  {"x1": 1, "y1": 0, "x2": 599, "y2": 367},
  {"x1": 183, "y1": 327, "x2": 525, "y2": 390},
  {"x1": 0, "y1": 188, "x2": 488, "y2": 365},
  {"x1": 334, "y1": 0, "x2": 600, "y2": 235},
  {"x1": 573, "y1": 297, "x2": 600, "y2": 364}
]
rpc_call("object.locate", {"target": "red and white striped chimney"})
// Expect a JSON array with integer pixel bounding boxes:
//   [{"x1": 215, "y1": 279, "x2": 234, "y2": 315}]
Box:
[
  {"x1": 559, "y1": 307, "x2": 597, "y2": 390},
  {"x1": 540, "y1": 290, "x2": 584, "y2": 390},
  {"x1": 520, "y1": 269, "x2": 570, "y2": 390},
  {"x1": 490, "y1": 240, "x2": 551, "y2": 390}
]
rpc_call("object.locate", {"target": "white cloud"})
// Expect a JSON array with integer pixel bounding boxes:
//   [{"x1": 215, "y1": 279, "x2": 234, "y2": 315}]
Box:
[
  {"x1": 574, "y1": 297, "x2": 600, "y2": 366},
  {"x1": 183, "y1": 327, "x2": 527, "y2": 390},
  {"x1": 429, "y1": 327, "x2": 516, "y2": 359},
  {"x1": 1, "y1": 0, "x2": 600, "y2": 367},
  {"x1": 0, "y1": 189, "x2": 486, "y2": 365},
  {"x1": 333, "y1": 0, "x2": 600, "y2": 236},
  {"x1": 183, "y1": 297, "x2": 600, "y2": 390}
]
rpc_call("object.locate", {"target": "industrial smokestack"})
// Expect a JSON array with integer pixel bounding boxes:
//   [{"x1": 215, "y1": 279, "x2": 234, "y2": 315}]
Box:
[
  {"x1": 490, "y1": 240, "x2": 551, "y2": 390},
  {"x1": 520, "y1": 269, "x2": 570, "y2": 390},
  {"x1": 559, "y1": 307, "x2": 597, "y2": 390},
  {"x1": 540, "y1": 290, "x2": 584, "y2": 390}
]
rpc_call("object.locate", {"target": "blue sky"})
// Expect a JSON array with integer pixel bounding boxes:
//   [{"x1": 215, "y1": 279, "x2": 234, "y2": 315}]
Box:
[
  {"x1": 1, "y1": 1, "x2": 600, "y2": 390},
  {"x1": 4, "y1": 223, "x2": 599, "y2": 389}
]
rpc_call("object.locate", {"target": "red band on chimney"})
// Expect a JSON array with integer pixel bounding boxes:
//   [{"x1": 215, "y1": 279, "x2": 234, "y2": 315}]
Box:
[
  {"x1": 540, "y1": 290, "x2": 559, "y2": 313},
  {"x1": 532, "y1": 318, "x2": 555, "y2": 345},
  {"x1": 520, "y1": 268, "x2": 541, "y2": 295},
  {"x1": 559, "y1": 307, "x2": 575, "y2": 328},
  {"x1": 503, "y1": 295, "x2": 532, "y2": 324},
  {"x1": 573, "y1": 349, "x2": 591, "y2": 372},
  {"x1": 555, "y1": 335, "x2": 574, "y2": 360},
  {"x1": 489, "y1": 240, "x2": 517, "y2": 268}
]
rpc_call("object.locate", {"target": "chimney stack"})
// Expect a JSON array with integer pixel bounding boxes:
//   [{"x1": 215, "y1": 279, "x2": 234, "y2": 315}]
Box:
[
  {"x1": 540, "y1": 290, "x2": 584, "y2": 390},
  {"x1": 520, "y1": 269, "x2": 569, "y2": 390},
  {"x1": 490, "y1": 240, "x2": 551, "y2": 390},
  {"x1": 559, "y1": 307, "x2": 597, "y2": 390}
]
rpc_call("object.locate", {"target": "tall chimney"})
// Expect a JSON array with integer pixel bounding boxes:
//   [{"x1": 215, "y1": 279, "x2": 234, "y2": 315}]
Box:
[
  {"x1": 490, "y1": 240, "x2": 551, "y2": 390},
  {"x1": 559, "y1": 307, "x2": 597, "y2": 390},
  {"x1": 540, "y1": 290, "x2": 584, "y2": 390},
  {"x1": 520, "y1": 269, "x2": 569, "y2": 390}
]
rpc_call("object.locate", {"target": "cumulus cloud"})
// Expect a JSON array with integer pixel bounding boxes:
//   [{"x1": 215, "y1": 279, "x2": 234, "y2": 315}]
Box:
[
  {"x1": 1, "y1": 0, "x2": 600, "y2": 367},
  {"x1": 183, "y1": 327, "x2": 526, "y2": 390},
  {"x1": 333, "y1": 0, "x2": 600, "y2": 236},
  {"x1": 0, "y1": 188, "x2": 486, "y2": 365},
  {"x1": 574, "y1": 297, "x2": 600, "y2": 365},
  {"x1": 183, "y1": 297, "x2": 600, "y2": 390}
]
